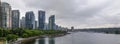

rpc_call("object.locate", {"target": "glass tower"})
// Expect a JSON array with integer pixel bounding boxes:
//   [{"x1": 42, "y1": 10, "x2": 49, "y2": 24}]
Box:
[
  {"x1": 12, "y1": 10, "x2": 20, "y2": 28},
  {"x1": 38, "y1": 10, "x2": 45, "y2": 29},
  {"x1": 1, "y1": 2, "x2": 12, "y2": 28},
  {"x1": 48, "y1": 15, "x2": 55, "y2": 30},
  {"x1": 25, "y1": 11, "x2": 35, "y2": 29},
  {"x1": 0, "y1": 0, "x2": 2, "y2": 28}
]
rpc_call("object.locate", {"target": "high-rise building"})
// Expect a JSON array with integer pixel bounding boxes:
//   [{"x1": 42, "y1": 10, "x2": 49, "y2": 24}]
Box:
[
  {"x1": 55, "y1": 24, "x2": 59, "y2": 30},
  {"x1": 1, "y1": 2, "x2": 12, "y2": 28},
  {"x1": 35, "y1": 20, "x2": 37, "y2": 29},
  {"x1": 20, "y1": 17, "x2": 25, "y2": 28},
  {"x1": 25, "y1": 11, "x2": 35, "y2": 29},
  {"x1": 12, "y1": 10, "x2": 20, "y2": 28},
  {"x1": 44, "y1": 23, "x2": 49, "y2": 30},
  {"x1": 38, "y1": 10, "x2": 45, "y2": 29},
  {"x1": 48, "y1": 15, "x2": 55, "y2": 30},
  {"x1": 0, "y1": 0, "x2": 2, "y2": 28}
]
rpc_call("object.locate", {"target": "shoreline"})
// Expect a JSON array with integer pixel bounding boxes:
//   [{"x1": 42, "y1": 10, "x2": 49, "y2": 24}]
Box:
[{"x1": 13, "y1": 33, "x2": 69, "y2": 44}]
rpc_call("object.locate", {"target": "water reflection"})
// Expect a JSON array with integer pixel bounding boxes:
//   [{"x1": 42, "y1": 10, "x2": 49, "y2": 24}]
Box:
[
  {"x1": 35, "y1": 38, "x2": 55, "y2": 44},
  {"x1": 30, "y1": 32, "x2": 120, "y2": 44},
  {"x1": 49, "y1": 38, "x2": 55, "y2": 44},
  {"x1": 39, "y1": 38, "x2": 45, "y2": 44}
]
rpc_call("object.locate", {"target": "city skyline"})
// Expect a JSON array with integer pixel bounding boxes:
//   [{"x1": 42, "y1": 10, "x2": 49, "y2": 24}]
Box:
[
  {"x1": 1, "y1": 0, "x2": 120, "y2": 44},
  {"x1": 2, "y1": 0, "x2": 120, "y2": 29},
  {"x1": 0, "y1": 1, "x2": 64, "y2": 29}
]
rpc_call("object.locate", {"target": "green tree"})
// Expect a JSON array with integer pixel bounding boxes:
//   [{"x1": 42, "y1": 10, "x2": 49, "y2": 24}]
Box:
[{"x1": 6, "y1": 34, "x2": 18, "y2": 41}]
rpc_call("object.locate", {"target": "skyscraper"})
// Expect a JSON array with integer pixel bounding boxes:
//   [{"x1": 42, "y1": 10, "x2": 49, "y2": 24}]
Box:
[
  {"x1": 12, "y1": 10, "x2": 20, "y2": 28},
  {"x1": 1, "y1": 2, "x2": 12, "y2": 28},
  {"x1": 44, "y1": 23, "x2": 49, "y2": 30},
  {"x1": 25, "y1": 11, "x2": 35, "y2": 29},
  {"x1": 20, "y1": 17, "x2": 25, "y2": 28},
  {"x1": 35, "y1": 20, "x2": 37, "y2": 29},
  {"x1": 55, "y1": 24, "x2": 59, "y2": 30},
  {"x1": 48, "y1": 15, "x2": 55, "y2": 30},
  {"x1": 0, "y1": 0, "x2": 2, "y2": 28},
  {"x1": 38, "y1": 10, "x2": 45, "y2": 29}
]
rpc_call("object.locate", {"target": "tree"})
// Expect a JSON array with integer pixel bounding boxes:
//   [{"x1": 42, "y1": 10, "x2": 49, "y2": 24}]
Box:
[
  {"x1": 22, "y1": 33, "x2": 28, "y2": 38},
  {"x1": 6, "y1": 34, "x2": 18, "y2": 41}
]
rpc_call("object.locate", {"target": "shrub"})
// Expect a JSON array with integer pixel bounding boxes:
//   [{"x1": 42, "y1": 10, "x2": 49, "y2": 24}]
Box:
[
  {"x1": 6, "y1": 34, "x2": 18, "y2": 41},
  {"x1": 22, "y1": 33, "x2": 28, "y2": 38}
]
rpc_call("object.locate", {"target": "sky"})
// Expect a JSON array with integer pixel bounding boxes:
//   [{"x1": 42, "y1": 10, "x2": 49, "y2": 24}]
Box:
[{"x1": 2, "y1": 0, "x2": 120, "y2": 29}]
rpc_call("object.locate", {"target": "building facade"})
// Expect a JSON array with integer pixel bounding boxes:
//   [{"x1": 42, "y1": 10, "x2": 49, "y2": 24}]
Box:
[
  {"x1": 0, "y1": 0, "x2": 2, "y2": 28},
  {"x1": 25, "y1": 11, "x2": 35, "y2": 29},
  {"x1": 38, "y1": 10, "x2": 45, "y2": 29},
  {"x1": 44, "y1": 23, "x2": 49, "y2": 30},
  {"x1": 12, "y1": 10, "x2": 20, "y2": 28},
  {"x1": 35, "y1": 21, "x2": 37, "y2": 29},
  {"x1": 20, "y1": 17, "x2": 25, "y2": 28},
  {"x1": 1, "y1": 2, "x2": 12, "y2": 28},
  {"x1": 48, "y1": 15, "x2": 55, "y2": 30},
  {"x1": 55, "y1": 24, "x2": 59, "y2": 30}
]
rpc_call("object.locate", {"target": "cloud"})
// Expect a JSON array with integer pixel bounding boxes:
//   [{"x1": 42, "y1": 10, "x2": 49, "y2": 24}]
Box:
[{"x1": 2, "y1": 0, "x2": 120, "y2": 28}]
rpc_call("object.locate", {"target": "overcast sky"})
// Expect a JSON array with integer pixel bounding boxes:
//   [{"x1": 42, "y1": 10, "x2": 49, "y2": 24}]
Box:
[{"x1": 2, "y1": 0, "x2": 120, "y2": 29}]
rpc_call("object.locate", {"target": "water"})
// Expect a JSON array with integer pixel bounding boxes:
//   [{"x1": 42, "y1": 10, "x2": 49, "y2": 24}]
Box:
[{"x1": 31, "y1": 32, "x2": 120, "y2": 44}]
